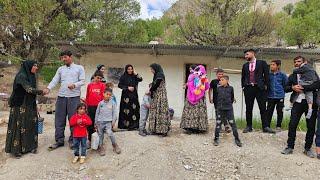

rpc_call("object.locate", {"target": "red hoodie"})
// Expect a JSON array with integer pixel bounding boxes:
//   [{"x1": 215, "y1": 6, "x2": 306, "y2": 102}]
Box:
[
  {"x1": 85, "y1": 82, "x2": 106, "y2": 106},
  {"x1": 69, "y1": 114, "x2": 92, "y2": 138}
]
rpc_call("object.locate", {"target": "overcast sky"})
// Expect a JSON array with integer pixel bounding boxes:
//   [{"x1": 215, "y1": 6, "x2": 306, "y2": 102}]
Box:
[{"x1": 138, "y1": 0, "x2": 178, "y2": 19}]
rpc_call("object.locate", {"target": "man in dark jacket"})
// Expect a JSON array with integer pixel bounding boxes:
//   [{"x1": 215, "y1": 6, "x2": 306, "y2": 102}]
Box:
[
  {"x1": 281, "y1": 56, "x2": 318, "y2": 158},
  {"x1": 241, "y1": 49, "x2": 274, "y2": 133}
]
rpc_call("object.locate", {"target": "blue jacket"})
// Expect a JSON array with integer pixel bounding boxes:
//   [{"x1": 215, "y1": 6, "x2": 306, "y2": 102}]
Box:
[{"x1": 268, "y1": 71, "x2": 288, "y2": 99}]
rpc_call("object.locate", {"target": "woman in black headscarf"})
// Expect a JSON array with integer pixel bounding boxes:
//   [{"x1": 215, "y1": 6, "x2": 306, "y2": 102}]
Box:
[
  {"x1": 91, "y1": 64, "x2": 106, "y2": 83},
  {"x1": 118, "y1": 64, "x2": 143, "y2": 130},
  {"x1": 5, "y1": 60, "x2": 43, "y2": 158},
  {"x1": 148, "y1": 63, "x2": 171, "y2": 136}
]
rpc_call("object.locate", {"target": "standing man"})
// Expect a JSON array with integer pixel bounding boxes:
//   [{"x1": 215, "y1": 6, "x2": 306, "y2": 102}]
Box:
[
  {"x1": 45, "y1": 50, "x2": 85, "y2": 150},
  {"x1": 241, "y1": 49, "x2": 274, "y2": 133},
  {"x1": 209, "y1": 68, "x2": 231, "y2": 133},
  {"x1": 281, "y1": 56, "x2": 318, "y2": 158}
]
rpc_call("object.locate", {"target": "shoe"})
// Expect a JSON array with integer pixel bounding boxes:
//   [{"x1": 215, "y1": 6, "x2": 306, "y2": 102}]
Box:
[
  {"x1": 139, "y1": 131, "x2": 147, "y2": 136},
  {"x1": 14, "y1": 153, "x2": 22, "y2": 159},
  {"x1": 235, "y1": 139, "x2": 242, "y2": 147},
  {"x1": 143, "y1": 130, "x2": 150, "y2": 135},
  {"x1": 213, "y1": 138, "x2": 219, "y2": 146},
  {"x1": 243, "y1": 127, "x2": 253, "y2": 133},
  {"x1": 31, "y1": 149, "x2": 37, "y2": 154},
  {"x1": 303, "y1": 149, "x2": 315, "y2": 158},
  {"x1": 79, "y1": 156, "x2": 85, "y2": 164},
  {"x1": 98, "y1": 145, "x2": 106, "y2": 156},
  {"x1": 317, "y1": 154, "x2": 320, "y2": 160},
  {"x1": 72, "y1": 156, "x2": 79, "y2": 164},
  {"x1": 281, "y1": 147, "x2": 293, "y2": 155},
  {"x1": 263, "y1": 127, "x2": 276, "y2": 134},
  {"x1": 275, "y1": 127, "x2": 282, "y2": 132},
  {"x1": 113, "y1": 143, "x2": 121, "y2": 154}
]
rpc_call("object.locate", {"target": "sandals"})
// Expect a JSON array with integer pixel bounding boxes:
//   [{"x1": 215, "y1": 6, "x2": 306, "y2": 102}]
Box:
[{"x1": 48, "y1": 143, "x2": 64, "y2": 151}]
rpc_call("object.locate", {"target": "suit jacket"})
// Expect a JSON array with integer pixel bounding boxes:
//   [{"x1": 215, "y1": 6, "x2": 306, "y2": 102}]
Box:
[{"x1": 241, "y1": 60, "x2": 269, "y2": 90}]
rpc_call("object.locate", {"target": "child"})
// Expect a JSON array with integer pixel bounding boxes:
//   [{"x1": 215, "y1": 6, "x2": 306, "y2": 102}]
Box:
[
  {"x1": 69, "y1": 103, "x2": 92, "y2": 164},
  {"x1": 95, "y1": 88, "x2": 121, "y2": 156},
  {"x1": 139, "y1": 88, "x2": 152, "y2": 136},
  {"x1": 292, "y1": 61, "x2": 318, "y2": 119},
  {"x1": 266, "y1": 60, "x2": 288, "y2": 132},
  {"x1": 85, "y1": 71, "x2": 105, "y2": 148},
  {"x1": 106, "y1": 82, "x2": 117, "y2": 105},
  {"x1": 213, "y1": 75, "x2": 242, "y2": 147}
]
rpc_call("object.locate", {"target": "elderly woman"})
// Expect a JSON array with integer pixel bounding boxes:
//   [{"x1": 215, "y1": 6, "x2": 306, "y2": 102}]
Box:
[
  {"x1": 5, "y1": 60, "x2": 43, "y2": 158},
  {"x1": 148, "y1": 63, "x2": 171, "y2": 136}
]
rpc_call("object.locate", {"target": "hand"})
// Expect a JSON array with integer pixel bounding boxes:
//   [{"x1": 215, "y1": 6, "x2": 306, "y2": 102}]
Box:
[
  {"x1": 112, "y1": 121, "x2": 115, "y2": 128},
  {"x1": 94, "y1": 125, "x2": 98, "y2": 131},
  {"x1": 128, "y1": 86, "x2": 134, "y2": 92},
  {"x1": 80, "y1": 98, "x2": 86, "y2": 103},
  {"x1": 292, "y1": 85, "x2": 303, "y2": 93},
  {"x1": 43, "y1": 88, "x2": 50, "y2": 95},
  {"x1": 77, "y1": 119, "x2": 82, "y2": 125},
  {"x1": 133, "y1": 71, "x2": 137, "y2": 76},
  {"x1": 68, "y1": 84, "x2": 76, "y2": 90}
]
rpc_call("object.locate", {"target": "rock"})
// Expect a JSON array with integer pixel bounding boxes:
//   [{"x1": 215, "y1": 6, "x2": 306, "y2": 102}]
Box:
[{"x1": 184, "y1": 165, "x2": 193, "y2": 170}]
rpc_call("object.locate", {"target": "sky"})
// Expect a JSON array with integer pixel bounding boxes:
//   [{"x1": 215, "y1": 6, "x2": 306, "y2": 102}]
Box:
[{"x1": 138, "y1": 0, "x2": 178, "y2": 19}]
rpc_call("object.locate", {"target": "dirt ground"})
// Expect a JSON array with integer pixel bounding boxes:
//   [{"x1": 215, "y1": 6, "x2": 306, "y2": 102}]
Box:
[{"x1": 0, "y1": 112, "x2": 319, "y2": 180}]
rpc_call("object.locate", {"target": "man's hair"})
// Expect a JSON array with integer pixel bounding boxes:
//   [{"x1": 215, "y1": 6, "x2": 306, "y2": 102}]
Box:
[
  {"x1": 104, "y1": 88, "x2": 113, "y2": 93},
  {"x1": 271, "y1": 59, "x2": 281, "y2": 66},
  {"x1": 60, "y1": 50, "x2": 72, "y2": 57},
  {"x1": 221, "y1": 75, "x2": 229, "y2": 80},
  {"x1": 244, "y1": 48, "x2": 256, "y2": 54},
  {"x1": 93, "y1": 71, "x2": 103, "y2": 78},
  {"x1": 293, "y1": 56, "x2": 306, "y2": 62},
  {"x1": 216, "y1": 68, "x2": 224, "y2": 74}
]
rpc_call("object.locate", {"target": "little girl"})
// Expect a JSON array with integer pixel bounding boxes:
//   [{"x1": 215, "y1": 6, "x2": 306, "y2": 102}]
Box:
[{"x1": 70, "y1": 103, "x2": 92, "y2": 164}]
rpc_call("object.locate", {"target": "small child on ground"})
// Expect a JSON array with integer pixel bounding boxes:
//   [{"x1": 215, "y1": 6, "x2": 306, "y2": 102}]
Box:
[
  {"x1": 139, "y1": 88, "x2": 152, "y2": 136},
  {"x1": 292, "y1": 61, "x2": 319, "y2": 119},
  {"x1": 69, "y1": 103, "x2": 92, "y2": 164},
  {"x1": 213, "y1": 75, "x2": 242, "y2": 147},
  {"x1": 95, "y1": 88, "x2": 121, "y2": 156}
]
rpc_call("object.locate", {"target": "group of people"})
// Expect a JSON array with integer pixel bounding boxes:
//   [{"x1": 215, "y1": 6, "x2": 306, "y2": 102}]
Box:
[{"x1": 4, "y1": 49, "x2": 320, "y2": 163}]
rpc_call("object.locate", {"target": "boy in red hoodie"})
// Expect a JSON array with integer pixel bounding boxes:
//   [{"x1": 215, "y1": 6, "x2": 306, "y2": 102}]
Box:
[
  {"x1": 70, "y1": 103, "x2": 92, "y2": 164},
  {"x1": 85, "y1": 71, "x2": 106, "y2": 148}
]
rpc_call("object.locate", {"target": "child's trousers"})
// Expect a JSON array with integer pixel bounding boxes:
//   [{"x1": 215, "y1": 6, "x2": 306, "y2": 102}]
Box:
[
  {"x1": 96, "y1": 121, "x2": 116, "y2": 146},
  {"x1": 214, "y1": 109, "x2": 239, "y2": 140}
]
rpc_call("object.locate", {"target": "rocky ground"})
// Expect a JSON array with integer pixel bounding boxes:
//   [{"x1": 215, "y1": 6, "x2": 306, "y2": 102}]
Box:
[{"x1": 0, "y1": 112, "x2": 319, "y2": 180}]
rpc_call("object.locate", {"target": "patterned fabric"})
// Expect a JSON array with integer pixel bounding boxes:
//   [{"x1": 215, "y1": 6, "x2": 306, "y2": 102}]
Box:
[
  {"x1": 118, "y1": 90, "x2": 140, "y2": 130},
  {"x1": 148, "y1": 81, "x2": 171, "y2": 134},
  {"x1": 180, "y1": 97, "x2": 208, "y2": 131}
]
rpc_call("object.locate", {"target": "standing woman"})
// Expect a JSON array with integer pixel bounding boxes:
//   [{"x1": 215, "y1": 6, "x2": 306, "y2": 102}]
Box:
[
  {"x1": 91, "y1": 64, "x2": 106, "y2": 83},
  {"x1": 148, "y1": 63, "x2": 171, "y2": 136},
  {"x1": 5, "y1": 60, "x2": 43, "y2": 158},
  {"x1": 118, "y1": 64, "x2": 143, "y2": 130},
  {"x1": 180, "y1": 65, "x2": 210, "y2": 134}
]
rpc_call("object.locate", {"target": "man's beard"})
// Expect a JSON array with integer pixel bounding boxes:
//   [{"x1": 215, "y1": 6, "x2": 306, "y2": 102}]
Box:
[{"x1": 246, "y1": 57, "x2": 252, "y2": 61}]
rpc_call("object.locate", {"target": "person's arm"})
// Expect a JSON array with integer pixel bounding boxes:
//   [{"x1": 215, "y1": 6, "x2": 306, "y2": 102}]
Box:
[
  {"x1": 69, "y1": 116, "x2": 77, "y2": 127},
  {"x1": 241, "y1": 64, "x2": 245, "y2": 89},
  {"x1": 18, "y1": 75, "x2": 43, "y2": 95},
  {"x1": 101, "y1": 83, "x2": 106, "y2": 101},
  {"x1": 85, "y1": 84, "x2": 91, "y2": 105},
  {"x1": 150, "y1": 79, "x2": 162, "y2": 92},
  {"x1": 136, "y1": 74, "x2": 143, "y2": 82},
  {"x1": 84, "y1": 115, "x2": 92, "y2": 126},
  {"x1": 231, "y1": 87, "x2": 235, "y2": 102},
  {"x1": 112, "y1": 103, "x2": 117, "y2": 124},
  {"x1": 47, "y1": 67, "x2": 61, "y2": 90},
  {"x1": 95, "y1": 102, "x2": 101, "y2": 125},
  {"x1": 285, "y1": 74, "x2": 294, "y2": 93},
  {"x1": 263, "y1": 61, "x2": 270, "y2": 90},
  {"x1": 302, "y1": 80, "x2": 320, "y2": 92},
  {"x1": 293, "y1": 65, "x2": 308, "y2": 74},
  {"x1": 209, "y1": 88, "x2": 213, "y2": 103},
  {"x1": 74, "y1": 66, "x2": 85, "y2": 88},
  {"x1": 118, "y1": 76, "x2": 128, "y2": 90}
]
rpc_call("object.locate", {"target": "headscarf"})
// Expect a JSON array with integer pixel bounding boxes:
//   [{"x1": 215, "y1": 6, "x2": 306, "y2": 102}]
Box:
[
  {"x1": 150, "y1": 63, "x2": 165, "y2": 84},
  {"x1": 186, "y1": 65, "x2": 209, "y2": 105},
  {"x1": 118, "y1": 64, "x2": 140, "y2": 87},
  {"x1": 97, "y1": 64, "x2": 105, "y2": 71},
  {"x1": 9, "y1": 60, "x2": 37, "y2": 106}
]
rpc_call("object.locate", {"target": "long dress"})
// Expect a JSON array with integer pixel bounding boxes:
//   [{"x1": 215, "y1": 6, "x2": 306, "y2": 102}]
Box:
[
  {"x1": 5, "y1": 61, "x2": 42, "y2": 155},
  {"x1": 148, "y1": 80, "x2": 171, "y2": 134},
  {"x1": 118, "y1": 73, "x2": 142, "y2": 130}
]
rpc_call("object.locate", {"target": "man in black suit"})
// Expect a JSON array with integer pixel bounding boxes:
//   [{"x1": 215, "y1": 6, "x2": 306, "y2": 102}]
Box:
[
  {"x1": 281, "y1": 56, "x2": 318, "y2": 158},
  {"x1": 241, "y1": 49, "x2": 275, "y2": 133}
]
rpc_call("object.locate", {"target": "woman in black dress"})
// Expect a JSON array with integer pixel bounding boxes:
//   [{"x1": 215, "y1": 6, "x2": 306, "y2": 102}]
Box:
[
  {"x1": 118, "y1": 64, "x2": 143, "y2": 130},
  {"x1": 5, "y1": 60, "x2": 43, "y2": 158}
]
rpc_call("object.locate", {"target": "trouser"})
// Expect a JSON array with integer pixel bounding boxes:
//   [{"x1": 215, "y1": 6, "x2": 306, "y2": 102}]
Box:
[
  {"x1": 266, "y1": 98, "x2": 284, "y2": 128},
  {"x1": 287, "y1": 100, "x2": 317, "y2": 150},
  {"x1": 87, "y1": 106, "x2": 97, "y2": 141},
  {"x1": 55, "y1": 96, "x2": 80, "y2": 144},
  {"x1": 96, "y1": 121, "x2": 116, "y2": 146},
  {"x1": 139, "y1": 110, "x2": 149, "y2": 132},
  {"x1": 315, "y1": 111, "x2": 320, "y2": 147},
  {"x1": 214, "y1": 109, "x2": 239, "y2": 140},
  {"x1": 244, "y1": 86, "x2": 267, "y2": 128},
  {"x1": 73, "y1": 137, "x2": 87, "y2": 156},
  {"x1": 214, "y1": 103, "x2": 228, "y2": 126}
]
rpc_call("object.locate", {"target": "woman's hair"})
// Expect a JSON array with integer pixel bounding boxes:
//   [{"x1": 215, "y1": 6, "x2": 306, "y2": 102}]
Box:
[{"x1": 76, "y1": 103, "x2": 87, "y2": 112}]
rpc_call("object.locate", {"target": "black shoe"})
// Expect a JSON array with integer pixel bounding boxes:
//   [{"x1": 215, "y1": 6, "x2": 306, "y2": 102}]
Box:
[
  {"x1": 317, "y1": 154, "x2": 320, "y2": 160},
  {"x1": 281, "y1": 147, "x2": 293, "y2": 155},
  {"x1": 303, "y1": 149, "x2": 316, "y2": 158},
  {"x1": 263, "y1": 127, "x2": 276, "y2": 134},
  {"x1": 139, "y1": 131, "x2": 147, "y2": 136},
  {"x1": 235, "y1": 139, "x2": 242, "y2": 147},
  {"x1": 213, "y1": 138, "x2": 219, "y2": 146},
  {"x1": 14, "y1": 153, "x2": 22, "y2": 159},
  {"x1": 243, "y1": 127, "x2": 253, "y2": 133}
]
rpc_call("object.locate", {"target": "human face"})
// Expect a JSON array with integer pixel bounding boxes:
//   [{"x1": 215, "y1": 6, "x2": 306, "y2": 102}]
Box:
[
  {"x1": 294, "y1": 58, "x2": 303, "y2": 68},
  {"x1": 61, "y1": 55, "x2": 72, "y2": 66},
  {"x1": 270, "y1": 62, "x2": 279, "y2": 72},
  {"x1": 127, "y1": 66, "x2": 133, "y2": 75},
  {"x1": 103, "y1": 91, "x2": 112, "y2": 101},
  {"x1": 31, "y1": 64, "x2": 38, "y2": 74},
  {"x1": 77, "y1": 106, "x2": 86, "y2": 115},
  {"x1": 245, "y1": 52, "x2": 255, "y2": 61},
  {"x1": 100, "y1": 66, "x2": 106, "y2": 73},
  {"x1": 216, "y1": 72, "x2": 224, "y2": 80},
  {"x1": 94, "y1": 76, "x2": 102, "y2": 83},
  {"x1": 150, "y1": 67, "x2": 155, "y2": 74},
  {"x1": 219, "y1": 77, "x2": 228, "y2": 86}
]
